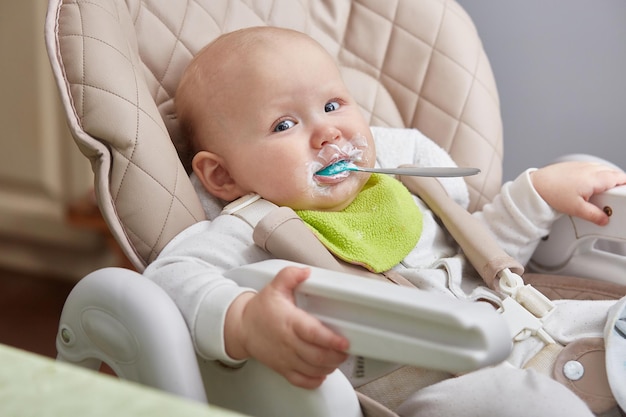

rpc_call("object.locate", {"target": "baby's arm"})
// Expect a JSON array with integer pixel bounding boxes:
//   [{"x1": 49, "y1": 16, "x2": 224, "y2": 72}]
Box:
[
  {"x1": 473, "y1": 161, "x2": 626, "y2": 265},
  {"x1": 224, "y1": 266, "x2": 350, "y2": 389},
  {"x1": 145, "y1": 216, "x2": 349, "y2": 389},
  {"x1": 530, "y1": 161, "x2": 626, "y2": 225}
]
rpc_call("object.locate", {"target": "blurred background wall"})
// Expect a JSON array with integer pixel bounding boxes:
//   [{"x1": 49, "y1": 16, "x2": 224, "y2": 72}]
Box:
[{"x1": 458, "y1": 0, "x2": 626, "y2": 180}]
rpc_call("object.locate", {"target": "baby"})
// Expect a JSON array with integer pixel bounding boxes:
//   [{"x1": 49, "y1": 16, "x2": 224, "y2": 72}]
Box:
[{"x1": 146, "y1": 26, "x2": 626, "y2": 416}]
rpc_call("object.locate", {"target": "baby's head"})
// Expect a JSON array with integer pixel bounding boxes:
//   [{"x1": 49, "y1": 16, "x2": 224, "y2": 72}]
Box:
[{"x1": 176, "y1": 26, "x2": 376, "y2": 211}]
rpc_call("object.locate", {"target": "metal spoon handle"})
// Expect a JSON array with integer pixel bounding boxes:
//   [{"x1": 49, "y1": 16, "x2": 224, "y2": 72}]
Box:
[{"x1": 356, "y1": 166, "x2": 481, "y2": 177}]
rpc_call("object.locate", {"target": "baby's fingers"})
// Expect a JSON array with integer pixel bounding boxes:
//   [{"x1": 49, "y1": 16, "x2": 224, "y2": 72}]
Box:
[
  {"x1": 282, "y1": 369, "x2": 328, "y2": 389},
  {"x1": 294, "y1": 312, "x2": 350, "y2": 353},
  {"x1": 282, "y1": 315, "x2": 348, "y2": 389},
  {"x1": 574, "y1": 199, "x2": 610, "y2": 226}
]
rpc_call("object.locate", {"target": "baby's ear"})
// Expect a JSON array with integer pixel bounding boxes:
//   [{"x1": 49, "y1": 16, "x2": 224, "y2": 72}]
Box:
[{"x1": 192, "y1": 151, "x2": 244, "y2": 202}]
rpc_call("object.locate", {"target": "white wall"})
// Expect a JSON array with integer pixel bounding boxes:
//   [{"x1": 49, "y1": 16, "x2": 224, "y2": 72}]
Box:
[{"x1": 458, "y1": 1, "x2": 626, "y2": 180}]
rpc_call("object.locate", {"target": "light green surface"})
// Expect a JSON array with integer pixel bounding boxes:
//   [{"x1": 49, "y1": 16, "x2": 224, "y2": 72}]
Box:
[{"x1": 0, "y1": 344, "x2": 247, "y2": 417}]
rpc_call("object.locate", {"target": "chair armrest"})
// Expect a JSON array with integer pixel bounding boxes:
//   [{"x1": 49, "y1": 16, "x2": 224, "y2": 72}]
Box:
[
  {"x1": 57, "y1": 267, "x2": 364, "y2": 417},
  {"x1": 530, "y1": 185, "x2": 626, "y2": 285},
  {"x1": 57, "y1": 261, "x2": 512, "y2": 416},
  {"x1": 225, "y1": 259, "x2": 512, "y2": 374},
  {"x1": 56, "y1": 267, "x2": 208, "y2": 403}
]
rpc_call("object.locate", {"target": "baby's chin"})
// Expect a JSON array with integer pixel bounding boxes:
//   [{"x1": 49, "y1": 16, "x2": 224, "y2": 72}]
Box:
[{"x1": 303, "y1": 176, "x2": 367, "y2": 211}]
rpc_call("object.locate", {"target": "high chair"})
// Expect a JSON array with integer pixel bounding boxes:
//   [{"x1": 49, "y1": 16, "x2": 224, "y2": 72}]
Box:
[{"x1": 45, "y1": 0, "x2": 626, "y2": 416}]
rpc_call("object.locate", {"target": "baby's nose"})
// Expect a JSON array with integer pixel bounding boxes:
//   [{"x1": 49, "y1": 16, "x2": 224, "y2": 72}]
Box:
[{"x1": 314, "y1": 126, "x2": 341, "y2": 147}]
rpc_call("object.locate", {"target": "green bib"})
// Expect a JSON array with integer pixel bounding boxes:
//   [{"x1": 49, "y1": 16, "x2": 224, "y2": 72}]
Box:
[{"x1": 295, "y1": 174, "x2": 422, "y2": 273}]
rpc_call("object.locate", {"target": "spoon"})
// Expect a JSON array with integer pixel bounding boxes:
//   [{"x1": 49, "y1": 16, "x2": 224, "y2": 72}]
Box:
[{"x1": 316, "y1": 160, "x2": 480, "y2": 177}]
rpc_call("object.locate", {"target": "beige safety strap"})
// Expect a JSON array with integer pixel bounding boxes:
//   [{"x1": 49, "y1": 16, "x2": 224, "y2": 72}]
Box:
[
  {"x1": 399, "y1": 173, "x2": 524, "y2": 289},
  {"x1": 222, "y1": 194, "x2": 278, "y2": 228},
  {"x1": 223, "y1": 193, "x2": 393, "y2": 283},
  {"x1": 253, "y1": 205, "x2": 402, "y2": 283},
  {"x1": 253, "y1": 206, "x2": 348, "y2": 272}
]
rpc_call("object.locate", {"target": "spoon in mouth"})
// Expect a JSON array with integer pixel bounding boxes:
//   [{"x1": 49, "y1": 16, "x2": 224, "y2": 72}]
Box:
[{"x1": 316, "y1": 160, "x2": 480, "y2": 177}]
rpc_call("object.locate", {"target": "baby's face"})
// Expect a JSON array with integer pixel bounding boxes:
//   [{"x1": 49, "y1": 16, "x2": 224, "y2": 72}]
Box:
[{"x1": 203, "y1": 33, "x2": 376, "y2": 211}]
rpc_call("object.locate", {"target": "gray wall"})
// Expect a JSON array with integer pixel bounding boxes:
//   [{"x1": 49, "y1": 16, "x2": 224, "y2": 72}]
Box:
[{"x1": 458, "y1": 1, "x2": 626, "y2": 180}]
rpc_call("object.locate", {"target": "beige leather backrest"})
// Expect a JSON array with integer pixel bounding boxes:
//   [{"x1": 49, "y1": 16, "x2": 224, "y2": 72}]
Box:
[{"x1": 46, "y1": 0, "x2": 502, "y2": 270}]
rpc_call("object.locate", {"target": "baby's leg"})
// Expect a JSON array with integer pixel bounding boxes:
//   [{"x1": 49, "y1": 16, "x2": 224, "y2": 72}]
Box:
[
  {"x1": 396, "y1": 362, "x2": 594, "y2": 417},
  {"x1": 545, "y1": 299, "x2": 616, "y2": 344},
  {"x1": 505, "y1": 299, "x2": 615, "y2": 369}
]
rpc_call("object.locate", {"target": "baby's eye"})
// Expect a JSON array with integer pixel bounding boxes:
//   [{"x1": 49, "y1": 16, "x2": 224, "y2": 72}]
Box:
[
  {"x1": 324, "y1": 101, "x2": 340, "y2": 112},
  {"x1": 273, "y1": 120, "x2": 295, "y2": 132}
]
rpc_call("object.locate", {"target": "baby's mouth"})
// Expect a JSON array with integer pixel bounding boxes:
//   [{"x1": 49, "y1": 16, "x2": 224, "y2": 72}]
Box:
[
  {"x1": 315, "y1": 160, "x2": 356, "y2": 176},
  {"x1": 312, "y1": 141, "x2": 365, "y2": 182},
  {"x1": 312, "y1": 158, "x2": 352, "y2": 184}
]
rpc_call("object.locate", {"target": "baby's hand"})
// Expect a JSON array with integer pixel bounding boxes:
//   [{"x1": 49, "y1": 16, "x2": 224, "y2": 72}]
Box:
[
  {"x1": 224, "y1": 266, "x2": 350, "y2": 389},
  {"x1": 530, "y1": 161, "x2": 626, "y2": 225}
]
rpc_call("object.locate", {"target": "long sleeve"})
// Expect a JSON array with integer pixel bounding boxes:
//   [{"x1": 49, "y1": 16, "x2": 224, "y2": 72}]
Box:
[
  {"x1": 143, "y1": 215, "x2": 271, "y2": 364},
  {"x1": 472, "y1": 169, "x2": 560, "y2": 266}
]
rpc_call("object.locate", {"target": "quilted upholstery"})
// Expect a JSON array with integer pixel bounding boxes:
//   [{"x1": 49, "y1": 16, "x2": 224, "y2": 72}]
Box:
[{"x1": 46, "y1": 0, "x2": 503, "y2": 270}]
